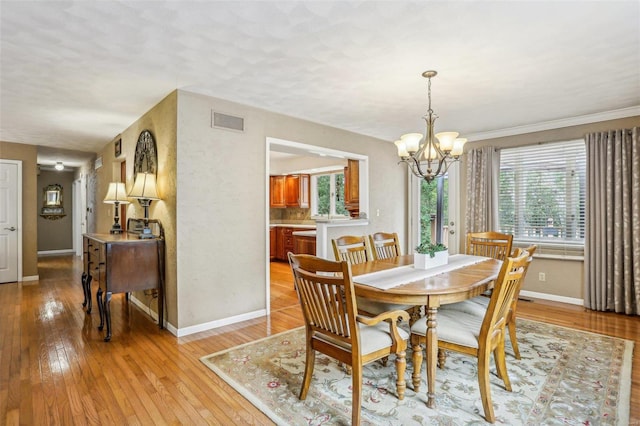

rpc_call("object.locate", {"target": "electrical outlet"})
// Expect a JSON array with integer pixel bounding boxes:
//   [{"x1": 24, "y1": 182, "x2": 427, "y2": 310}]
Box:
[
  {"x1": 538, "y1": 272, "x2": 546, "y2": 282},
  {"x1": 376, "y1": 209, "x2": 380, "y2": 217}
]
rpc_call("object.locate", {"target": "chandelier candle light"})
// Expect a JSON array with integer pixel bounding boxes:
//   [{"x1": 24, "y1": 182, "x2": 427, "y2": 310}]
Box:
[
  {"x1": 395, "y1": 70, "x2": 467, "y2": 182},
  {"x1": 103, "y1": 182, "x2": 130, "y2": 234}
]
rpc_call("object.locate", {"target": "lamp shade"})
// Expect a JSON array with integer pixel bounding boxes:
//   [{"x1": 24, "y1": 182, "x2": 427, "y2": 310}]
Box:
[
  {"x1": 103, "y1": 182, "x2": 130, "y2": 204},
  {"x1": 128, "y1": 172, "x2": 160, "y2": 200},
  {"x1": 435, "y1": 132, "x2": 459, "y2": 152},
  {"x1": 400, "y1": 133, "x2": 423, "y2": 153}
]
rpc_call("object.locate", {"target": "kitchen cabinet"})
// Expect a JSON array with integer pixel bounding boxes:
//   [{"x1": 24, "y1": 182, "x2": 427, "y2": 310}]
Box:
[
  {"x1": 285, "y1": 174, "x2": 310, "y2": 208},
  {"x1": 344, "y1": 159, "x2": 359, "y2": 217},
  {"x1": 270, "y1": 174, "x2": 310, "y2": 209},
  {"x1": 276, "y1": 227, "x2": 293, "y2": 260},
  {"x1": 269, "y1": 227, "x2": 276, "y2": 260},
  {"x1": 293, "y1": 234, "x2": 316, "y2": 255},
  {"x1": 274, "y1": 226, "x2": 314, "y2": 260},
  {"x1": 269, "y1": 175, "x2": 286, "y2": 208}
]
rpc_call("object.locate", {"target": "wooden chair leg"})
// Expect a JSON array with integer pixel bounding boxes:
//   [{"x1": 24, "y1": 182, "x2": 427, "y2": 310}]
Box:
[
  {"x1": 437, "y1": 348, "x2": 447, "y2": 369},
  {"x1": 494, "y1": 338, "x2": 512, "y2": 392},
  {"x1": 299, "y1": 345, "x2": 315, "y2": 400},
  {"x1": 411, "y1": 336, "x2": 423, "y2": 392},
  {"x1": 478, "y1": 348, "x2": 496, "y2": 423},
  {"x1": 351, "y1": 362, "x2": 363, "y2": 426},
  {"x1": 395, "y1": 350, "x2": 407, "y2": 400},
  {"x1": 508, "y1": 318, "x2": 521, "y2": 359}
]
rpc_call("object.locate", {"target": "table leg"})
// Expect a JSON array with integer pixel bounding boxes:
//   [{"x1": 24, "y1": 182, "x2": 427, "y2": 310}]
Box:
[
  {"x1": 85, "y1": 274, "x2": 93, "y2": 313},
  {"x1": 425, "y1": 306, "x2": 438, "y2": 408},
  {"x1": 104, "y1": 291, "x2": 112, "y2": 342},
  {"x1": 81, "y1": 272, "x2": 87, "y2": 307},
  {"x1": 97, "y1": 287, "x2": 104, "y2": 331}
]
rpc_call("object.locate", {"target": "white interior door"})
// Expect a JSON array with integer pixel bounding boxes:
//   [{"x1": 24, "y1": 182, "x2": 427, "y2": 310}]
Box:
[{"x1": 0, "y1": 161, "x2": 20, "y2": 283}]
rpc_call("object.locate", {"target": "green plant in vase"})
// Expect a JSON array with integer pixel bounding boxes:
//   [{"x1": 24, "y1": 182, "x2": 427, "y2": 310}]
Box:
[{"x1": 415, "y1": 241, "x2": 448, "y2": 258}]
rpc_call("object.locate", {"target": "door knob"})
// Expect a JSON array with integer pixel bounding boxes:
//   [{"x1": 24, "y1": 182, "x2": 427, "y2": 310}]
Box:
[
  {"x1": 4, "y1": 227, "x2": 16, "y2": 231},
  {"x1": 449, "y1": 229, "x2": 455, "y2": 235}
]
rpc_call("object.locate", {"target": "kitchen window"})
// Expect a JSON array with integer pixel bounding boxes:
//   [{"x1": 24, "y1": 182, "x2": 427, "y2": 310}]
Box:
[
  {"x1": 498, "y1": 139, "x2": 586, "y2": 256},
  {"x1": 311, "y1": 172, "x2": 349, "y2": 218}
]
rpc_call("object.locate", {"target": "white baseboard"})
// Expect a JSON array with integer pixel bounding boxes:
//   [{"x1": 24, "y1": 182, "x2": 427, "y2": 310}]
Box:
[
  {"x1": 176, "y1": 309, "x2": 268, "y2": 337},
  {"x1": 520, "y1": 290, "x2": 583, "y2": 306},
  {"x1": 128, "y1": 295, "x2": 266, "y2": 338},
  {"x1": 38, "y1": 249, "x2": 75, "y2": 256},
  {"x1": 21, "y1": 275, "x2": 39, "y2": 282}
]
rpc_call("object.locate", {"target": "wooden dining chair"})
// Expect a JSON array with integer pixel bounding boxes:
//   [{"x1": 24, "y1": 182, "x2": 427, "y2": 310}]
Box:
[
  {"x1": 333, "y1": 234, "x2": 415, "y2": 318},
  {"x1": 332, "y1": 235, "x2": 373, "y2": 264},
  {"x1": 439, "y1": 245, "x2": 537, "y2": 359},
  {"x1": 466, "y1": 231, "x2": 513, "y2": 261},
  {"x1": 410, "y1": 250, "x2": 531, "y2": 424},
  {"x1": 288, "y1": 253, "x2": 409, "y2": 426},
  {"x1": 368, "y1": 232, "x2": 401, "y2": 260}
]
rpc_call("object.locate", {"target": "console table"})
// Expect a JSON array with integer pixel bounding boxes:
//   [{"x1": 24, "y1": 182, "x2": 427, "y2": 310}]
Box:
[{"x1": 82, "y1": 220, "x2": 165, "y2": 341}]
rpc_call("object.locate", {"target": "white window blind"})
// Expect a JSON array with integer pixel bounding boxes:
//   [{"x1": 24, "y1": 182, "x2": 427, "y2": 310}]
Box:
[{"x1": 498, "y1": 140, "x2": 586, "y2": 257}]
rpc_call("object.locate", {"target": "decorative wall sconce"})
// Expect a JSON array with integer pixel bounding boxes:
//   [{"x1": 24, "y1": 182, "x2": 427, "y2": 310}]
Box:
[
  {"x1": 40, "y1": 183, "x2": 66, "y2": 220},
  {"x1": 128, "y1": 172, "x2": 160, "y2": 239},
  {"x1": 103, "y1": 182, "x2": 130, "y2": 234}
]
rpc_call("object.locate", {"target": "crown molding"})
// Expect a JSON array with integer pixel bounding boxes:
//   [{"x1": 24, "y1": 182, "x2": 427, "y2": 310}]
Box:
[{"x1": 466, "y1": 106, "x2": 640, "y2": 142}]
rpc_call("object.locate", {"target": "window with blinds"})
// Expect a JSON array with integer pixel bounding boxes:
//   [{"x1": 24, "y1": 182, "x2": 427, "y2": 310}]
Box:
[{"x1": 498, "y1": 140, "x2": 586, "y2": 257}]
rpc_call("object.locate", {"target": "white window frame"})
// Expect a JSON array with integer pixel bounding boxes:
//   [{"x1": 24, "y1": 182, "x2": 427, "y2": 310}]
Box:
[
  {"x1": 310, "y1": 171, "x2": 349, "y2": 219},
  {"x1": 498, "y1": 139, "x2": 586, "y2": 258}
]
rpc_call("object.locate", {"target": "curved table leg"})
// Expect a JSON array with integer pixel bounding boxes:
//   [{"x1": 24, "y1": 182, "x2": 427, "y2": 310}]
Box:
[
  {"x1": 103, "y1": 291, "x2": 112, "y2": 342},
  {"x1": 85, "y1": 274, "x2": 93, "y2": 314},
  {"x1": 81, "y1": 272, "x2": 87, "y2": 307},
  {"x1": 425, "y1": 305, "x2": 438, "y2": 408},
  {"x1": 97, "y1": 287, "x2": 104, "y2": 331}
]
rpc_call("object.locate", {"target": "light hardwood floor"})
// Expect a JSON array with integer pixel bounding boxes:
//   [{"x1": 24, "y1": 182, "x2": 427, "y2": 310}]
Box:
[{"x1": 1, "y1": 256, "x2": 638, "y2": 424}]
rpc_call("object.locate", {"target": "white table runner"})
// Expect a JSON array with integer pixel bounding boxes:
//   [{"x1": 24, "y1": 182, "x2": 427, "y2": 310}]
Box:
[{"x1": 354, "y1": 254, "x2": 492, "y2": 290}]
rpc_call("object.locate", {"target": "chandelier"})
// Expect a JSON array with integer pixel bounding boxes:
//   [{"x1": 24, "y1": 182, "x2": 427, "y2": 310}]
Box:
[{"x1": 395, "y1": 70, "x2": 466, "y2": 183}]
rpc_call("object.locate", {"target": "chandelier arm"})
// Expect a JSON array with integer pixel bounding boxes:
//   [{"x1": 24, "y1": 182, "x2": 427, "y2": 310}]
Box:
[{"x1": 394, "y1": 70, "x2": 465, "y2": 183}]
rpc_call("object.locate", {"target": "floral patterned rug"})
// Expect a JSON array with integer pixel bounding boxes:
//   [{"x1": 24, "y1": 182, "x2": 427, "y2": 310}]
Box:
[{"x1": 201, "y1": 319, "x2": 632, "y2": 425}]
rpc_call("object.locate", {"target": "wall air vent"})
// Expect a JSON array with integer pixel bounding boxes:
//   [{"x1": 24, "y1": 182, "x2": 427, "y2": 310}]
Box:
[{"x1": 212, "y1": 111, "x2": 245, "y2": 132}]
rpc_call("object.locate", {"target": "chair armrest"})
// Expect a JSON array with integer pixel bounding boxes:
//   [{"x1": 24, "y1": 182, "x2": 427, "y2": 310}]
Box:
[
  {"x1": 357, "y1": 310, "x2": 409, "y2": 326},
  {"x1": 357, "y1": 310, "x2": 410, "y2": 345}
]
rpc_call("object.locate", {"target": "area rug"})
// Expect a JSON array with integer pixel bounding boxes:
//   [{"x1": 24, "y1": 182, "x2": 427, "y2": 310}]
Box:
[{"x1": 201, "y1": 319, "x2": 632, "y2": 425}]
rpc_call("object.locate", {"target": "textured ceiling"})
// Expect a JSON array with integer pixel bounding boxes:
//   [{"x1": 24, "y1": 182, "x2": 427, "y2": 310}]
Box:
[{"x1": 1, "y1": 1, "x2": 639, "y2": 168}]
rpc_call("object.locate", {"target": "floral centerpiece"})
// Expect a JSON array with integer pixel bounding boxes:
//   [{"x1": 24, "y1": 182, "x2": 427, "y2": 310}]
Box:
[{"x1": 414, "y1": 241, "x2": 448, "y2": 269}]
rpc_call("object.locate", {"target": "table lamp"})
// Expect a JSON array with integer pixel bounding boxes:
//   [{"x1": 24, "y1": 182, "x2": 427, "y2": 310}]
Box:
[
  {"x1": 103, "y1": 182, "x2": 130, "y2": 234},
  {"x1": 128, "y1": 172, "x2": 160, "y2": 239}
]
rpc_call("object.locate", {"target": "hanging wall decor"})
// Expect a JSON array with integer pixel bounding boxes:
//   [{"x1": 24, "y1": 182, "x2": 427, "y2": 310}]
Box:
[
  {"x1": 133, "y1": 130, "x2": 157, "y2": 180},
  {"x1": 40, "y1": 183, "x2": 66, "y2": 220}
]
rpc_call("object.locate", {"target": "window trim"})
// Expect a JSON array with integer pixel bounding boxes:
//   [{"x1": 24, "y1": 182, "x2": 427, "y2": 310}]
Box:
[
  {"x1": 310, "y1": 171, "x2": 350, "y2": 219},
  {"x1": 498, "y1": 139, "x2": 586, "y2": 257}
]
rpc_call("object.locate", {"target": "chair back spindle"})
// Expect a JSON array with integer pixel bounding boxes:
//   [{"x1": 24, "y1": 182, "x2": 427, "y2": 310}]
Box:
[{"x1": 369, "y1": 232, "x2": 401, "y2": 260}]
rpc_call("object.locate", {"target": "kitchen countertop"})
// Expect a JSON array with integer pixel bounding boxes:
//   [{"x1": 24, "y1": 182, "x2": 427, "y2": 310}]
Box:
[
  {"x1": 269, "y1": 223, "x2": 316, "y2": 229},
  {"x1": 291, "y1": 230, "x2": 316, "y2": 237}
]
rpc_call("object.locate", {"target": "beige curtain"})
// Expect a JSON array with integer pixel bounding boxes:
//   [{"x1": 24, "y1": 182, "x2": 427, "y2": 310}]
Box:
[
  {"x1": 465, "y1": 146, "x2": 500, "y2": 233},
  {"x1": 584, "y1": 127, "x2": 640, "y2": 315}
]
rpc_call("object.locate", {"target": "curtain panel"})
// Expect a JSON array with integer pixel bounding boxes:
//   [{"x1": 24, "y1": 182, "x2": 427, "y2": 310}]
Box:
[
  {"x1": 465, "y1": 146, "x2": 500, "y2": 233},
  {"x1": 584, "y1": 127, "x2": 640, "y2": 315}
]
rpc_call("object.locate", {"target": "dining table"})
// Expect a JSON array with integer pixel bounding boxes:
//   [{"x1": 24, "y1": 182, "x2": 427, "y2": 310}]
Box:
[{"x1": 350, "y1": 253, "x2": 502, "y2": 409}]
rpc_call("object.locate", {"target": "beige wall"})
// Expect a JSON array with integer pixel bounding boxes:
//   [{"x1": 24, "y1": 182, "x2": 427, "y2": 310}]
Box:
[
  {"x1": 0, "y1": 141, "x2": 38, "y2": 278},
  {"x1": 94, "y1": 91, "x2": 178, "y2": 325},
  {"x1": 175, "y1": 90, "x2": 406, "y2": 329},
  {"x1": 37, "y1": 170, "x2": 75, "y2": 251},
  {"x1": 460, "y1": 115, "x2": 640, "y2": 300}
]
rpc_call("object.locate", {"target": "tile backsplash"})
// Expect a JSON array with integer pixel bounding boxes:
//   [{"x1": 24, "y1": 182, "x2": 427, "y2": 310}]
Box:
[{"x1": 270, "y1": 208, "x2": 311, "y2": 222}]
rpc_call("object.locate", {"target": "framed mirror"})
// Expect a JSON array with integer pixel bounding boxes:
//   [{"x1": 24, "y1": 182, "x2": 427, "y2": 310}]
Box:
[{"x1": 40, "y1": 183, "x2": 66, "y2": 220}]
